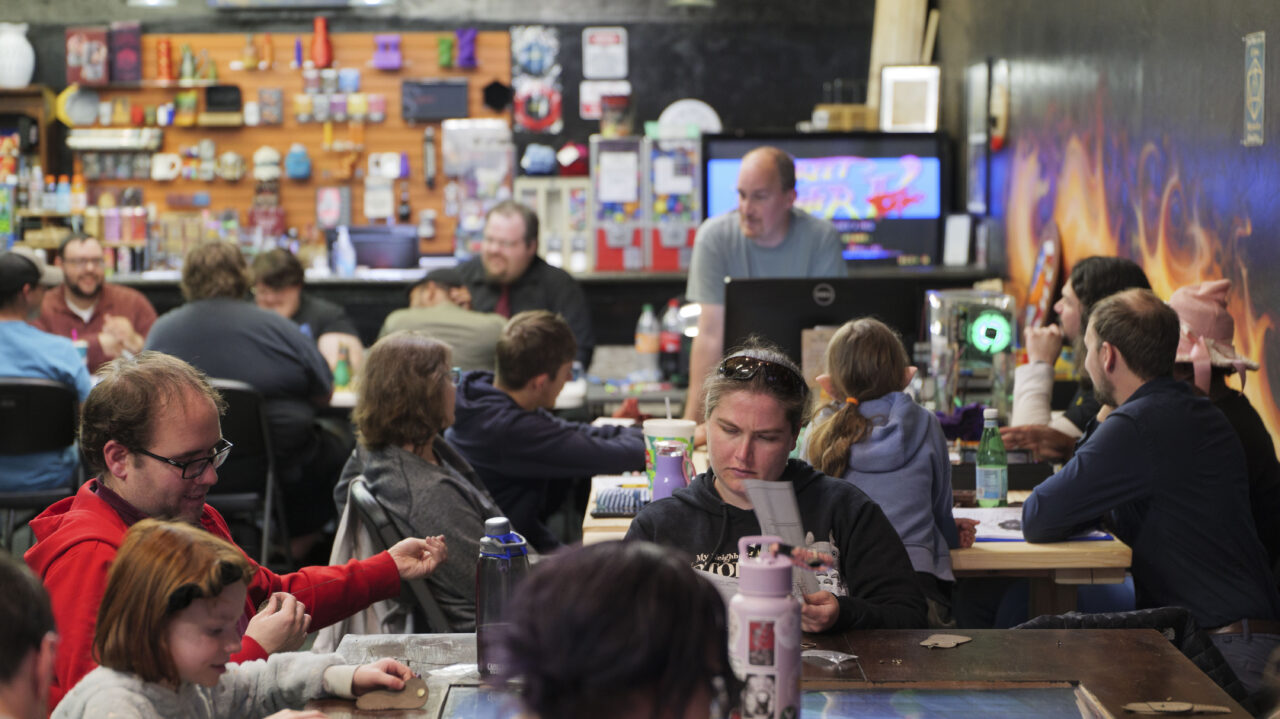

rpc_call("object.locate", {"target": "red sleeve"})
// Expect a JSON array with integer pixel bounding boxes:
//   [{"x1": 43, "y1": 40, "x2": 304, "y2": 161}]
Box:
[
  {"x1": 44, "y1": 541, "x2": 116, "y2": 711},
  {"x1": 231, "y1": 635, "x2": 269, "y2": 664},
  {"x1": 246, "y1": 552, "x2": 402, "y2": 631}
]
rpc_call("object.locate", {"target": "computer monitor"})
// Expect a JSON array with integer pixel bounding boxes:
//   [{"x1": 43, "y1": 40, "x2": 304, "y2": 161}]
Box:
[
  {"x1": 723, "y1": 273, "x2": 986, "y2": 363},
  {"x1": 323, "y1": 225, "x2": 421, "y2": 270},
  {"x1": 703, "y1": 132, "x2": 948, "y2": 263}
]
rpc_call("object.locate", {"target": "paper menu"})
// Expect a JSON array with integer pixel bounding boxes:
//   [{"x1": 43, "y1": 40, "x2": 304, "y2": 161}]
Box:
[{"x1": 743, "y1": 479, "x2": 821, "y2": 595}]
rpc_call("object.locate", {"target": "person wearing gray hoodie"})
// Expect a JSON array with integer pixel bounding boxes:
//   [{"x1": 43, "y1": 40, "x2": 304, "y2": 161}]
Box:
[{"x1": 801, "y1": 318, "x2": 975, "y2": 626}]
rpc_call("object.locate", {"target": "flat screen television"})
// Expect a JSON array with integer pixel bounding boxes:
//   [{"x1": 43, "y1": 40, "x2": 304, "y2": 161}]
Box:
[
  {"x1": 702, "y1": 132, "x2": 948, "y2": 263},
  {"x1": 323, "y1": 225, "x2": 421, "y2": 270}
]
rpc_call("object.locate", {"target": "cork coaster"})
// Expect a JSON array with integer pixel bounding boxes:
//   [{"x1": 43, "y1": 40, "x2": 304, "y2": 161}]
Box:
[{"x1": 355, "y1": 677, "x2": 429, "y2": 710}]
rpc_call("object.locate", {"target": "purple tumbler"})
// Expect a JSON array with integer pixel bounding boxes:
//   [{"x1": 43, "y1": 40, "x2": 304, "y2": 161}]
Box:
[
  {"x1": 651, "y1": 440, "x2": 689, "y2": 501},
  {"x1": 730, "y1": 535, "x2": 801, "y2": 719}
]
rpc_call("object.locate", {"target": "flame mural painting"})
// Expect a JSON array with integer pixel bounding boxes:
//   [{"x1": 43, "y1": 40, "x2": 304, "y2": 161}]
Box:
[{"x1": 1000, "y1": 97, "x2": 1280, "y2": 449}]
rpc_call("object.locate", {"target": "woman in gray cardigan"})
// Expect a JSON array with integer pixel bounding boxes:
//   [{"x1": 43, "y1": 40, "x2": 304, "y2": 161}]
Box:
[{"x1": 334, "y1": 330, "x2": 503, "y2": 631}]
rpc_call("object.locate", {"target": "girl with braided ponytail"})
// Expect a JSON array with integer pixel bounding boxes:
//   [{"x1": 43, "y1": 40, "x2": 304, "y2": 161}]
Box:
[{"x1": 801, "y1": 318, "x2": 977, "y2": 627}]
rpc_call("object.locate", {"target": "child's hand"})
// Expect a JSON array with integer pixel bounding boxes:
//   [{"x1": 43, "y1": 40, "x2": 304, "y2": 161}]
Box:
[
  {"x1": 246, "y1": 592, "x2": 311, "y2": 653},
  {"x1": 388, "y1": 535, "x2": 448, "y2": 579},
  {"x1": 955, "y1": 518, "x2": 980, "y2": 548},
  {"x1": 352, "y1": 658, "x2": 415, "y2": 695}
]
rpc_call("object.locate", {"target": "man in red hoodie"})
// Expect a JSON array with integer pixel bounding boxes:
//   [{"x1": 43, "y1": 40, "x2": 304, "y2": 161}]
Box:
[{"x1": 25, "y1": 351, "x2": 447, "y2": 709}]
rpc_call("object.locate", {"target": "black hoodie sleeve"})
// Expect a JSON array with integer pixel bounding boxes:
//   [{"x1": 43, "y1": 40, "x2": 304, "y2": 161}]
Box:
[{"x1": 826, "y1": 486, "x2": 929, "y2": 631}]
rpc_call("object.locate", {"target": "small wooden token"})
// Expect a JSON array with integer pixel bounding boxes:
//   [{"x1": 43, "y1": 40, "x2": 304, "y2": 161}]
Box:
[
  {"x1": 919, "y1": 633, "x2": 973, "y2": 649},
  {"x1": 355, "y1": 677, "x2": 429, "y2": 710}
]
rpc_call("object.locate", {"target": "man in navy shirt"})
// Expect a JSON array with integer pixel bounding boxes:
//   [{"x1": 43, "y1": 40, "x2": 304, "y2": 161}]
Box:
[{"x1": 1023, "y1": 288, "x2": 1280, "y2": 693}]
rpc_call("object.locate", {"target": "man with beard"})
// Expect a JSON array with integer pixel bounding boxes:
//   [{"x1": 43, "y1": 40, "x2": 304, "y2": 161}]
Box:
[
  {"x1": 682, "y1": 146, "x2": 845, "y2": 422},
  {"x1": 34, "y1": 234, "x2": 156, "y2": 373},
  {"x1": 0, "y1": 247, "x2": 91, "y2": 490},
  {"x1": 456, "y1": 201, "x2": 595, "y2": 368},
  {"x1": 1022, "y1": 289, "x2": 1280, "y2": 694}
]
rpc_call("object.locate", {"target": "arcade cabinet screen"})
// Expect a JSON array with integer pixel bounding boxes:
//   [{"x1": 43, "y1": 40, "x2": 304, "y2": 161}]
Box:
[{"x1": 703, "y1": 133, "x2": 946, "y2": 264}]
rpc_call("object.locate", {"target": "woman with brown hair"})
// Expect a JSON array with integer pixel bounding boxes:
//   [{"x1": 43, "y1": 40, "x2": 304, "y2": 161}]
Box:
[
  {"x1": 334, "y1": 330, "x2": 502, "y2": 632},
  {"x1": 800, "y1": 317, "x2": 977, "y2": 627},
  {"x1": 628, "y1": 340, "x2": 926, "y2": 633},
  {"x1": 52, "y1": 519, "x2": 424, "y2": 719}
]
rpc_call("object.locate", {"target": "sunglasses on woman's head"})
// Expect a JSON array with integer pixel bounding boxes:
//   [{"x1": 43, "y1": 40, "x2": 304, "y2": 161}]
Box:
[{"x1": 717, "y1": 355, "x2": 806, "y2": 396}]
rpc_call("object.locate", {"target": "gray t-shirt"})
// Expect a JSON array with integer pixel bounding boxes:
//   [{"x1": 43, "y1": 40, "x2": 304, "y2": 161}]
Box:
[{"x1": 685, "y1": 207, "x2": 846, "y2": 305}]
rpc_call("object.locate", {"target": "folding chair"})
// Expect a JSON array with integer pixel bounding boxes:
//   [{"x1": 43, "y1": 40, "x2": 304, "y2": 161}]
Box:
[{"x1": 348, "y1": 476, "x2": 452, "y2": 633}]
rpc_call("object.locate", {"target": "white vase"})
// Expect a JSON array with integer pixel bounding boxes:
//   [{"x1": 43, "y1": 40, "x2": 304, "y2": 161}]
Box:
[{"x1": 0, "y1": 23, "x2": 36, "y2": 89}]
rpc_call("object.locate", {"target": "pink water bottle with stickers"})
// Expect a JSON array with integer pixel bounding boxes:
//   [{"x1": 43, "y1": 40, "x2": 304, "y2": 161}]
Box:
[{"x1": 729, "y1": 535, "x2": 801, "y2": 719}]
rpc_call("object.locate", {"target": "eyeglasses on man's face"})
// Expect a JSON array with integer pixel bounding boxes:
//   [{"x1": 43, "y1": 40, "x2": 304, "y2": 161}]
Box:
[{"x1": 134, "y1": 438, "x2": 234, "y2": 480}]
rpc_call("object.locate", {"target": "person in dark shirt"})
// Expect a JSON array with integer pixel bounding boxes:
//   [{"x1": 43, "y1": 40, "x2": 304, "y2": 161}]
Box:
[
  {"x1": 455, "y1": 201, "x2": 595, "y2": 368},
  {"x1": 446, "y1": 310, "x2": 643, "y2": 551},
  {"x1": 1022, "y1": 289, "x2": 1280, "y2": 694},
  {"x1": 252, "y1": 248, "x2": 364, "y2": 376},
  {"x1": 147, "y1": 242, "x2": 353, "y2": 560},
  {"x1": 1168, "y1": 279, "x2": 1280, "y2": 583}
]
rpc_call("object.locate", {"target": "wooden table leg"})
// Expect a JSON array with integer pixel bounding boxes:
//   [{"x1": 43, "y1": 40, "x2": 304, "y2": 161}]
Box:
[{"x1": 1028, "y1": 578, "x2": 1077, "y2": 618}]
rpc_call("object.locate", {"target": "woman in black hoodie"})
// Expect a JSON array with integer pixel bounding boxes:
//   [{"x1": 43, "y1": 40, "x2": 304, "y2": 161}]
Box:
[{"x1": 627, "y1": 342, "x2": 927, "y2": 633}]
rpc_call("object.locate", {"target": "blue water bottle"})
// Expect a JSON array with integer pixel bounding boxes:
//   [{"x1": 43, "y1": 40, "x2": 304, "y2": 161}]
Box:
[{"x1": 475, "y1": 517, "x2": 530, "y2": 677}]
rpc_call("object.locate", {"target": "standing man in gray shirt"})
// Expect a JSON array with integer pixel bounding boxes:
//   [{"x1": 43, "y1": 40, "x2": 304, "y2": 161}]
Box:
[{"x1": 683, "y1": 146, "x2": 847, "y2": 420}]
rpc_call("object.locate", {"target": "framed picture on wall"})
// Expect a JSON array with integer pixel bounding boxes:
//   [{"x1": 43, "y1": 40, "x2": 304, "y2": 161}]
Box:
[{"x1": 879, "y1": 65, "x2": 940, "y2": 133}]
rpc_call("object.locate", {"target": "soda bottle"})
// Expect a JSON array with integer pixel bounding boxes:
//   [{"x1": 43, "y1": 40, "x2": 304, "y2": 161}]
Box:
[
  {"x1": 634, "y1": 302, "x2": 660, "y2": 383},
  {"x1": 659, "y1": 298, "x2": 682, "y2": 383},
  {"x1": 976, "y1": 407, "x2": 1007, "y2": 507},
  {"x1": 333, "y1": 346, "x2": 351, "y2": 391}
]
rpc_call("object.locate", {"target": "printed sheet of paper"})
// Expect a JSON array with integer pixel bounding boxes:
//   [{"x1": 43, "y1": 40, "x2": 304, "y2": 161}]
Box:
[
  {"x1": 952, "y1": 506, "x2": 1111, "y2": 541},
  {"x1": 596, "y1": 151, "x2": 639, "y2": 203},
  {"x1": 743, "y1": 480, "x2": 820, "y2": 595}
]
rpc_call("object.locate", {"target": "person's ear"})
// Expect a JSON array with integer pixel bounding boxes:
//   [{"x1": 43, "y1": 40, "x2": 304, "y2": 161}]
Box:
[
  {"x1": 814, "y1": 373, "x2": 835, "y2": 400},
  {"x1": 527, "y1": 372, "x2": 551, "y2": 394},
  {"x1": 1101, "y1": 341, "x2": 1118, "y2": 373},
  {"x1": 37, "y1": 632, "x2": 58, "y2": 696},
  {"x1": 902, "y1": 366, "x2": 918, "y2": 390},
  {"x1": 102, "y1": 439, "x2": 132, "y2": 479}
]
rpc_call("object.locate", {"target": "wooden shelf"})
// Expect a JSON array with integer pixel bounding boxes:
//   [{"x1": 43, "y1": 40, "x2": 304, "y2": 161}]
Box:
[{"x1": 17, "y1": 209, "x2": 82, "y2": 218}]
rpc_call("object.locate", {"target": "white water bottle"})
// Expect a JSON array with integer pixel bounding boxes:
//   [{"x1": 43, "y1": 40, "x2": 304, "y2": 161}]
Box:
[{"x1": 333, "y1": 225, "x2": 356, "y2": 277}]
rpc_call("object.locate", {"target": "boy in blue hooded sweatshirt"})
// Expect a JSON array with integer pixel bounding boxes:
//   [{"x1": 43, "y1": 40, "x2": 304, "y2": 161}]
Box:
[{"x1": 801, "y1": 317, "x2": 978, "y2": 627}]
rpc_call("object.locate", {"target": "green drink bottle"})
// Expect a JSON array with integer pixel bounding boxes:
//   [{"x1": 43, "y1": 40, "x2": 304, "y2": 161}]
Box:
[{"x1": 976, "y1": 408, "x2": 1007, "y2": 507}]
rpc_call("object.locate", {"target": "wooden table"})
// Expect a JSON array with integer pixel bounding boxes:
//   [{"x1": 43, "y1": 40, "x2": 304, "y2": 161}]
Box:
[
  {"x1": 583, "y1": 482, "x2": 1132, "y2": 618},
  {"x1": 309, "y1": 629, "x2": 1247, "y2": 717}
]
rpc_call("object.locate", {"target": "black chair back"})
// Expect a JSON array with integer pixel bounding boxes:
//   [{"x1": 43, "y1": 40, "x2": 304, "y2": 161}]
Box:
[
  {"x1": 0, "y1": 377, "x2": 78, "y2": 455},
  {"x1": 207, "y1": 378, "x2": 287, "y2": 567},
  {"x1": 348, "y1": 477, "x2": 452, "y2": 633},
  {"x1": 0, "y1": 377, "x2": 80, "y2": 549}
]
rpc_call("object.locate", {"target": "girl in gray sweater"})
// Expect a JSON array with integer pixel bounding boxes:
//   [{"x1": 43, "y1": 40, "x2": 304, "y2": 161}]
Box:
[
  {"x1": 52, "y1": 519, "x2": 425, "y2": 719},
  {"x1": 801, "y1": 318, "x2": 978, "y2": 627}
]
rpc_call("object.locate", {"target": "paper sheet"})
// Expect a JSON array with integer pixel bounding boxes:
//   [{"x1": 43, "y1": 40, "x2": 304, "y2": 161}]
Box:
[
  {"x1": 952, "y1": 506, "x2": 1112, "y2": 541},
  {"x1": 743, "y1": 479, "x2": 821, "y2": 595},
  {"x1": 596, "y1": 151, "x2": 639, "y2": 203}
]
